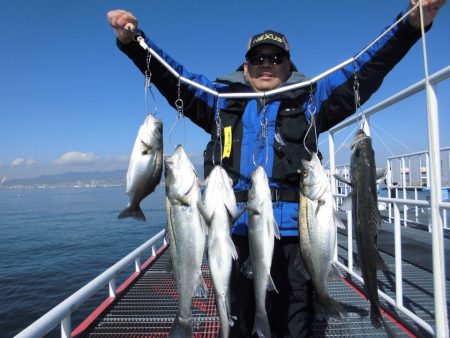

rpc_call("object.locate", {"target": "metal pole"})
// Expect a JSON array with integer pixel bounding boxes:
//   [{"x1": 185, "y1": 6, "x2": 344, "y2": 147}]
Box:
[
  {"x1": 393, "y1": 202, "x2": 404, "y2": 307},
  {"x1": 425, "y1": 83, "x2": 448, "y2": 337}
]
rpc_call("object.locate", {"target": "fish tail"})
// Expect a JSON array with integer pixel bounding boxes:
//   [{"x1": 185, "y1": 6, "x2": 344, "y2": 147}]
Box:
[
  {"x1": 370, "y1": 303, "x2": 383, "y2": 328},
  {"x1": 315, "y1": 295, "x2": 347, "y2": 320},
  {"x1": 252, "y1": 312, "x2": 271, "y2": 338},
  {"x1": 370, "y1": 303, "x2": 397, "y2": 337},
  {"x1": 193, "y1": 274, "x2": 208, "y2": 299},
  {"x1": 169, "y1": 316, "x2": 193, "y2": 337},
  {"x1": 376, "y1": 252, "x2": 389, "y2": 271},
  {"x1": 117, "y1": 205, "x2": 146, "y2": 221}
]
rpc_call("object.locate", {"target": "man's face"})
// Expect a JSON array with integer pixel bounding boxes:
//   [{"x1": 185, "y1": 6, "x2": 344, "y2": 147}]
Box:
[{"x1": 244, "y1": 45, "x2": 291, "y2": 92}]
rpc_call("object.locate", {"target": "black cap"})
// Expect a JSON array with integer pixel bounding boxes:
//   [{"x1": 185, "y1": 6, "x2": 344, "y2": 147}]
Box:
[{"x1": 246, "y1": 30, "x2": 290, "y2": 57}]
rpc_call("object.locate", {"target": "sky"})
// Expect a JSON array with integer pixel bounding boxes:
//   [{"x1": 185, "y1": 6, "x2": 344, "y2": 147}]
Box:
[{"x1": 0, "y1": 0, "x2": 449, "y2": 180}]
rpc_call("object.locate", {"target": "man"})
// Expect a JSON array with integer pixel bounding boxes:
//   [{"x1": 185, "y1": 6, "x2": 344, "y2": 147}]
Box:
[{"x1": 107, "y1": 1, "x2": 445, "y2": 336}]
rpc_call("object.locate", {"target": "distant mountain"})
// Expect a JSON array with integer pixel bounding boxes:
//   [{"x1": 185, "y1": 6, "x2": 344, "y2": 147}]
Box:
[
  {"x1": 2, "y1": 170, "x2": 126, "y2": 187},
  {"x1": 1, "y1": 163, "x2": 205, "y2": 188}
]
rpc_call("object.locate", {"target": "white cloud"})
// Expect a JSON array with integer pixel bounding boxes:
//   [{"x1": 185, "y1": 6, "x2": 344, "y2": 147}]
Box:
[
  {"x1": 10, "y1": 158, "x2": 37, "y2": 167},
  {"x1": 53, "y1": 151, "x2": 98, "y2": 166}
]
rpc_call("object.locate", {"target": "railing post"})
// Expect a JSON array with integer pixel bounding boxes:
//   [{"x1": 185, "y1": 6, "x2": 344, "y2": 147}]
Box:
[
  {"x1": 109, "y1": 278, "x2": 117, "y2": 298},
  {"x1": 61, "y1": 316, "x2": 71, "y2": 338},
  {"x1": 425, "y1": 83, "x2": 448, "y2": 337},
  {"x1": 393, "y1": 202, "x2": 403, "y2": 308},
  {"x1": 347, "y1": 210, "x2": 353, "y2": 272},
  {"x1": 135, "y1": 257, "x2": 141, "y2": 273}
]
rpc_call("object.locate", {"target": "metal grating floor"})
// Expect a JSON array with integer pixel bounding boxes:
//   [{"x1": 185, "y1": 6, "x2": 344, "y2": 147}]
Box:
[{"x1": 77, "y1": 235, "x2": 449, "y2": 338}]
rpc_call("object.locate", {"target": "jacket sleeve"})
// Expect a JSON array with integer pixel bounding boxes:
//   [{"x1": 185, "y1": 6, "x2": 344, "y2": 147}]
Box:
[
  {"x1": 313, "y1": 8, "x2": 430, "y2": 132},
  {"x1": 116, "y1": 30, "x2": 218, "y2": 133}
]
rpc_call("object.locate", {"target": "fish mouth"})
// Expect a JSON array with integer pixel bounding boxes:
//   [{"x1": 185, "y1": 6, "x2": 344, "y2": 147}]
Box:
[{"x1": 351, "y1": 130, "x2": 370, "y2": 149}]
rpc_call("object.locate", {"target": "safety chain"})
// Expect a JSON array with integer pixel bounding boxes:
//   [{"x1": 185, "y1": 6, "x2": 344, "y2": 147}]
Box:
[
  {"x1": 260, "y1": 96, "x2": 268, "y2": 139},
  {"x1": 353, "y1": 72, "x2": 361, "y2": 112},
  {"x1": 175, "y1": 77, "x2": 184, "y2": 119},
  {"x1": 144, "y1": 52, "x2": 152, "y2": 89},
  {"x1": 213, "y1": 96, "x2": 221, "y2": 138}
]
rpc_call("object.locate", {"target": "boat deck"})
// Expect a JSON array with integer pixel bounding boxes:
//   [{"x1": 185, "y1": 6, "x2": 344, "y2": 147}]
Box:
[{"x1": 75, "y1": 223, "x2": 450, "y2": 337}]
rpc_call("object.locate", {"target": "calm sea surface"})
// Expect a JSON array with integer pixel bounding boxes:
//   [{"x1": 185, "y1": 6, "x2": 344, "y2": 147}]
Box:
[{"x1": 0, "y1": 186, "x2": 167, "y2": 338}]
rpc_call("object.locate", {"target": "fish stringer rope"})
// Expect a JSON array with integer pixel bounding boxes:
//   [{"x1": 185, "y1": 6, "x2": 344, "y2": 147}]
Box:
[
  {"x1": 252, "y1": 94, "x2": 269, "y2": 167},
  {"x1": 144, "y1": 51, "x2": 158, "y2": 116},
  {"x1": 169, "y1": 77, "x2": 187, "y2": 148},
  {"x1": 303, "y1": 87, "x2": 318, "y2": 155},
  {"x1": 212, "y1": 96, "x2": 223, "y2": 167}
]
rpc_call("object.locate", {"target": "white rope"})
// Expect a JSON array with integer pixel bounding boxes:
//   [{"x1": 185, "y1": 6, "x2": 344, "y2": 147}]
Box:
[
  {"x1": 134, "y1": 5, "x2": 420, "y2": 100},
  {"x1": 353, "y1": 3, "x2": 419, "y2": 60},
  {"x1": 370, "y1": 126, "x2": 395, "y2": 157},
  {"x1": 371, "y1": 121, "x2": 413, "y2": 153}
]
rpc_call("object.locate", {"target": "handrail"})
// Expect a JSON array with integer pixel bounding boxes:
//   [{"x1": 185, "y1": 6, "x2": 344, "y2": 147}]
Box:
[
  {"x1": 329, "y1": 65, "x2": 450, "y2": 133},
  {"x1": 14, "y1": 229, "x2": 166, "y2": 338},
  {"x1": 329, "y1": 65, "x2": 450, "y2": 337}
]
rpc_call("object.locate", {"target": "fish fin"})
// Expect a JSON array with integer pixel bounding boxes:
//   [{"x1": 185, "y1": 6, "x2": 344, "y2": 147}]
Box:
[
  {"x1": 376, "y1": 252, "x2": 389, "y2": 271},
  {"x1": 174, "y1": 193, "x2": 190, "y2": 206},
  {"x1": 267, "y1": 275, "x2": 278, "y2": 293},
  {"x1": 246, "y1": 203, "x2": 261, "y2": 215},
  {"x1": 193, "y1": 274, "x2": 208, "y2": 299},
  {"x1": 333, "y1": 210, "x2": 346, "y2": 229},
  {"x1": 315, "y1": 295, "x2": 348, "y2": 320},
  {"x1": 376, "y1": 168, "x2": 387, "y2": 181},
  {"x1": 226, "y1": 203, "x2": 245, "y2": 222},
  {"x1": 197, "y1": 201, "x2": 212, "y2": 225},
  {"x1": 328, "y1": 262, "x2": 344, "y2": 280},
  {"x1": 229, "y1": 315, "x2": 237, "y2": 326},
  {"x1": 252, "y1": 312, "x2": 271, "y2": 338},
  {"x1": 240, "y1": 257, "x2": 253, "y2": 279},
  {"x1": 339, "y1": 193, "x2": 352, "y2": 211},
  {"x1": 353, "y1": 254, "x2": 362, "y2": 274},
  {"x1": 169, "y1": 316, "x2": 193, "y2": 337},
  {"x1": 227, "y1": 236, "x2": 238, "y2": 260},
  {"x1": 273, "y1": 221, "x2": 281, "y2": 240},
  {"x1": 118, "y1": 205, "x2": 146, "y2": 222},
  {"x1": 334, "y1": 174, "x2": 352, "y2": 186}
]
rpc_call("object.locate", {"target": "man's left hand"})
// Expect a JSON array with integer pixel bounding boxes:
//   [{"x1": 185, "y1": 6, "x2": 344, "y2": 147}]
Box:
[{"x1": 408, "y1": 0, "x2": 446, "y2": 28}]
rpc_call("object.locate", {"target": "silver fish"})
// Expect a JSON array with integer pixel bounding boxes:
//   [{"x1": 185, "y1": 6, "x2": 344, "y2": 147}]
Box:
[
  {"x1": 334, "y1": 129, "x2": 390, "y2": 330},
  {"x1": 299, "y1": 152, "x2": 347, "y2": 320},
  {"x1": 197, "y1": 165, "x2": 240, "y2": 338},
  {"x1": 118, "y1": 114, "x2": 163, "y2": 221},
  {"x1": 165, "y1": 145, "x2": 208, "y2": 337},
  {"x1": 242, "y1": 166, "x2": 280, "y2": 338}
]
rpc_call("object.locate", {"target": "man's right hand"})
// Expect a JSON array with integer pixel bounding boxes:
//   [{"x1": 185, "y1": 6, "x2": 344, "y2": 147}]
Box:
[{"x1": 107, "y1": 9, "x2": 138, "y2": 45}]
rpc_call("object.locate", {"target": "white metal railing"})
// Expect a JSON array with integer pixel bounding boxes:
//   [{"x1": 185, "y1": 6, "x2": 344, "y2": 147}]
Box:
[
  {"x1": 329, "y1": 66, "x2": 450, "y2": 337},
  {"x1": 14, "y1": 229, "x2": 166, "y2": 338}
]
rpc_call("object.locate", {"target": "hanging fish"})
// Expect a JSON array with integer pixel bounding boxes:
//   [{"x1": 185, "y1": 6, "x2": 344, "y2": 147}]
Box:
[
  {"x1": 334, "y1": 129, "x2": 393, "y2": 334},
  {"x1": 118, "y1": 114, "x2": 163, "y2": 221}
]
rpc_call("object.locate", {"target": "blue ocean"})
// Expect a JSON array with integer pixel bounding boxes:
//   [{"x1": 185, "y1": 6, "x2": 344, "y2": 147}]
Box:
[{"x1": 0, "y1": 186, "x2": 167, "y2": 338}]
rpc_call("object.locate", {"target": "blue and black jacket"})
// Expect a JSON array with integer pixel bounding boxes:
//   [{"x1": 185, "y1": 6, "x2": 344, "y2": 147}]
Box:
[{"x1": 117, "y1": 10, "x2": 426, "y2": 237}]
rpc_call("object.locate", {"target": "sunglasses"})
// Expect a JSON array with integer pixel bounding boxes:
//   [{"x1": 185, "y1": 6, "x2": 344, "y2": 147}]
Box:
[{"x1": 247, "y1": 52, "x2": 287, "y2": 66}]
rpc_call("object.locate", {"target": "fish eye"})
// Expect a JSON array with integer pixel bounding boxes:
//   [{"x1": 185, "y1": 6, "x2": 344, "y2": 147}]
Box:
[{"x1": 302, "y1": 169, "x2": 308, "y2": 177}]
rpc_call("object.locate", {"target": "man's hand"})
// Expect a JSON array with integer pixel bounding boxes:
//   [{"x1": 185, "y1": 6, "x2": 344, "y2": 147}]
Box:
[
  {"x1": 409, "y1": 0, "x2": 446, "y2": 28},
  {"x1": 107, "y1": 10, "x2": 138, "y2": 44}
]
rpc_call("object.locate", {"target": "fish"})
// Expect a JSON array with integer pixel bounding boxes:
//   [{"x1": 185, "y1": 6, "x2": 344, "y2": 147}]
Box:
[
  {"x1": 165, "y1": 145, "x2": 208, "y2": 337},
  {"x1": 334, "y1": 129, "x2": 391, "y2": 331},
  {"x1": 241, "y1": 166, "x2": 280, "y2": 338},
  {"x1": 298, "y1": 152, "x2": 347, "y2": 320},
  {"x1": 118, "y1": 114, "x2": 163, "y2": 221},
  {"x1": 197, "y1": 165, "x2": 241, "y2": 338}
]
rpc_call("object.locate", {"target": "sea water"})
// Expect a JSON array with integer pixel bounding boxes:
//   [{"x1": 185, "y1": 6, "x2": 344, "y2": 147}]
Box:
[{"x1": 0, "y1": 186, "x2": 167, "y2": 337}]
